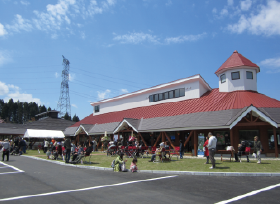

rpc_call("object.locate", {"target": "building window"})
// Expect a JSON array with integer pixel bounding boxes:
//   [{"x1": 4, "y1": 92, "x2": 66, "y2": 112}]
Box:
[
  {"x1": 149, "y1": 88, "x2": 185, "y2": 102},
  {"x1": 158, "y1": 93, "x2": 163, "y2": 101},
  {"x1": 179, "y1": 88, "x2": 185, "y2": 97},
  {"x1": 231, "y1": 71, "x2": 240, "y2": 80},
  {"x1": 164, "y1": 92, "x2": 169, "y2": 100},
  {"x1": 246, "y1": 71, "x2": 253, "y2": 79},
  {"x1": 154, "y1": 94, "x2": 159, "y2": 102},
  {"x1": 239, "y1": 130, "x2": 259, "y2": 148},
  {"x1": 94, "y1": 105, "x2": 100, "y2": 113},
  {"x1": 169, "y1": 90, "x2": 174, "y2": 99},
  {"x1": 220, "y1": 74, "x2": 226, "y2": 83}
]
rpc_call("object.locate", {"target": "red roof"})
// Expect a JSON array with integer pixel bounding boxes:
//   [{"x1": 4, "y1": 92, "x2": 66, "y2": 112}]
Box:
[
  {"x1": 215, "y1": 50, "x2": 259, "y2": 76},
  {"x1": 71, "y1": 89, "x2": 280, "y2": 127}
]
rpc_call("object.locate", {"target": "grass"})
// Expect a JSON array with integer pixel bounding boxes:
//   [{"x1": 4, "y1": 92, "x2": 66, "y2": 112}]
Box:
[{"x1": 25, "y1": 150, "x2": 280, "y2": 173}]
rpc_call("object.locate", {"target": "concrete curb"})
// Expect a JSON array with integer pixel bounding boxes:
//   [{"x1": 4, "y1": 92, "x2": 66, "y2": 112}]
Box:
[{"x1": 21, "y1": 155, "x2": 280, "y2": 177}]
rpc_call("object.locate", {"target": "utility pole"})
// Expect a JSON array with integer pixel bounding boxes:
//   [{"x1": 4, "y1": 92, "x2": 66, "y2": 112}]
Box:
[{"x1": 57, "y1": 55, "x2": 71, "y2": 118}]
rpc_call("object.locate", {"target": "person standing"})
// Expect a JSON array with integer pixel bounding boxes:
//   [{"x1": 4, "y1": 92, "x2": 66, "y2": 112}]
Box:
[
  {"x1": 253, "y1": 136, "x2": 263, "y2": 164},
  {"x1": 179, "y1": 140, "x2": 184, "y2": 159},
  {"x1": 44, "y1": 139, "x2": 49, "y2": 153},
  {"x1": 0, "y1": 139, "x2": 10, "y2": 161},
  {"x1": 207, "y1": 132, "x2": 217, "y2": 169},
  {"x1": 203, "y1": 136, "x2": 209, "y2": 164},
  {"x1": 64, "y1": 137, "x2": 71, "y2": 163},
  {"x1": 19, "y1": 138, "x2": 27, "y2": 154}
]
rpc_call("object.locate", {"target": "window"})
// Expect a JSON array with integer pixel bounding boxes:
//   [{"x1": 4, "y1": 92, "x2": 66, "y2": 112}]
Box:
[
  {"x1": 179, "y1": 88, "x2": 185, "y2": 97},
  {"x1": 164, "y1": 92, "x2": 169, "y2": 100},
  {"x1": 231, "y1": 71, "x2": 240, "y2": 80},
  {"x1": 239, "y1": 130, "x2": 259, "y2": 148},
  {"x1": 246, "y1": 71, "x2": 253, "y2": 79},
  {"x1": 174, "y1": 89, "x2": 180, "y2": 98},
  {"x1": 158, "y1": 93, "x2": 163, "y2": 101},
  {"x1": 220, "y1": 74, "x2": 226, "y2": 83},
  {"x1": 169, "y1": 90, "x2": 174, "y2": 99},
  {"x1": 149, "y1": 88, "x2": 185, "y2": 102},
  {"x1": 94, "y1": 105, "x2": 100, "y2": 113},
  {"x1": 154, "y1": 94, "x2": 158, "y2": 102}
]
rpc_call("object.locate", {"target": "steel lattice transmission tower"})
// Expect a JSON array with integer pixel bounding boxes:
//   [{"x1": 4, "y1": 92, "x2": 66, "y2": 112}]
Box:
[{"x1": 57, "y1": 55, "x2": 71, "y2": 118}]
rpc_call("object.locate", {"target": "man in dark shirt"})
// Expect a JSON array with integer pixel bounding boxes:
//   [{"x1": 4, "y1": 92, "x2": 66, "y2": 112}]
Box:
[{"x1": 64, "y1": 137, "x2": 71, "y2": 163}]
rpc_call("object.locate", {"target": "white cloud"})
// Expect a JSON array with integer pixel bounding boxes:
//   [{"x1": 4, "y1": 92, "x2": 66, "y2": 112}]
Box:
[
  {"x1": 212, "y1": 8, "x2": 217, "y2": 14},
  {"x1": 0, "y1": 81, "x2": 9, "y2": 95},
  {"x1": 220, "y1": 8, "x2": 228, "y2": 16},
  {"x1": 165, "y1": 32, "x2": 206, "y2": 44},
  {"x1": 228, "y1": 0, "x2": 234, "y2": 6},
  {"x1": 260, "y1": 56, "x2": 280, "y2": 73},
  {"x1": 20, "y1": 1, "x2": 30, "y2": 5},
  {"x1": 0, "y1": 51, "x2": 11, "y2": 67},
  {"x1": 166, "y1": 0, "x2": 172, "y2": 6},
  {"x1": 240, "y1": 0, "x2": 252, "y2": 11},
  {"x1": 0, "y1": 81, "x2": 41, "y2": 104},
  {"x1": 0, "y1": 23, "x2": 7, "y2": 36},
  {"x1": 227, "y1": 0, "x2": 280, "y2": 36},
  {"x1": 121, "y1": 89, "x2": 128, "y2": 93},
  {"x1": 51, "y1": 33, "x2": 58, "y2": 39},
  {"x1": 5, "y1": 14, "x2": 33, "y2": 33},
  {"x1": 80, "y1": 31, "x2": 85, "y2": 39},
  {"x1": 55, "y1": 72, "x2": 59, "y2": 78},
  {"x1": 97, "y1": 89, "x2": 111, "y2": 100},
  {"x1": 69, "y1": 73, "x2": 75, "y2": 81},
  {"x1": 113, "y1": 32, "x2": 160, "y2": 44},
  {"x1": 71, "y1": 104, "x2": 78, "y2": 108},
  {"x1": 4, "y1": 91, "x2": 42, "y2": 105}
]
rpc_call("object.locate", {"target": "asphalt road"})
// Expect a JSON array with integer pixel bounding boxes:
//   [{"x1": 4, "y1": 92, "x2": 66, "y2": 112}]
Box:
[{"x1": 0, "y1": 156, "x2": 279, "y2": 204}]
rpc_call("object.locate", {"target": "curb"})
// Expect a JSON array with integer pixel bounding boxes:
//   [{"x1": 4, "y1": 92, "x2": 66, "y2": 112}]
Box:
[{"x1": 21, "y1": 155, "x2": 280, "y2": 177}]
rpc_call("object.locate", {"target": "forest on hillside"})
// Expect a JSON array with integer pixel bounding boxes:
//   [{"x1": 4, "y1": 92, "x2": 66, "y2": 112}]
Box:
[{"x1": 0, "y1": 99, "x2": 79, "y2": 124}]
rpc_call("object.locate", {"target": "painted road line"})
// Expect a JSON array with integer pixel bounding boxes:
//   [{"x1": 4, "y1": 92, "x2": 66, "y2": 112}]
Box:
[
  {"x1": 0, "y1": 167, "x2": 9, "y2": 168},
  {"x1": 216, "y1": 183, "x2": 280, "y2": 204},
  {"x1": 0, "y1": 175, "x2": 177, "y2": 201},
  {"x1": 0, "y1": 161, "x2": 24, "y2": 175}
]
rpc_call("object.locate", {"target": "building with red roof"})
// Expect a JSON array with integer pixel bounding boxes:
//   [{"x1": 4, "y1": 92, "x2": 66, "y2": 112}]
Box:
[{"x1": 65, "y1": 51, "x2": 280, "y2": 157}]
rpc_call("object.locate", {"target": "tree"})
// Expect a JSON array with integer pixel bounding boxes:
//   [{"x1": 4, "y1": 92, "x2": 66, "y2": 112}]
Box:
[
  {"x1": 63, "y1": 112, "x2": 71, "y2": 121},
  {"x1": 47, "y1": 107, "x2": 52, "y2": 111},
  {"x1": 39, "y1": 105, "x2": 47, "y2": 113},
  {"x1": 72, "y1": 114, "x2": 80, "y2": 122}
]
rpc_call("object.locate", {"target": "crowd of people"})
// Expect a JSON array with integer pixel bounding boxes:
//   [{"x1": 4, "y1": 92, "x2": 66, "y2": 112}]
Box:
[{"x1": 0, "y1": 137, "x2": 28, "y2": 161}]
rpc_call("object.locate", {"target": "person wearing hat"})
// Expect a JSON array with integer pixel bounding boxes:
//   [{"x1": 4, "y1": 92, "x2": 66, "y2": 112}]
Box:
[
  {"x1": 0, "y1": 139, "x2": 11, "y2": 161},
  {"x1": 114, "y1": 152, "x2": 127, "y2": 172}
]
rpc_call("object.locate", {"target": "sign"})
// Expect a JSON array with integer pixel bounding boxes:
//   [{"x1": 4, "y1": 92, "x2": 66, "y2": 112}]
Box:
[{"x1": 197, "y1": 133, "x2": 205, "y2": 157}]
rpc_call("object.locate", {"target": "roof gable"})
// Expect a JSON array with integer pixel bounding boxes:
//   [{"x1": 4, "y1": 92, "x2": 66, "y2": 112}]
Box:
[{"x1": 215, "y1": 50, "x2": 260, "y2": 76}]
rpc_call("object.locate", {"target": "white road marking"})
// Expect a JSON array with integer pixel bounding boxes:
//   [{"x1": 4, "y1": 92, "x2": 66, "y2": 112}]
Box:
[
  {"x1": 0, "y1": 175, "x2": 177, "y2": 201},
  {"x1": 0, "y1": 161, "x2": 24, "y2": 175},
  {"x1": 0, "y1": 167, "x2": 9, "y2": 168},
  {"x1": 216, "y1": 183, "x2": 280, "y2": 204}
]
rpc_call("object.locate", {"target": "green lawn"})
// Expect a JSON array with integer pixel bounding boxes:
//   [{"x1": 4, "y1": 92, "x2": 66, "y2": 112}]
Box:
[{"x1": 25, "y1": 150, "x2": 280, "y2": 173}]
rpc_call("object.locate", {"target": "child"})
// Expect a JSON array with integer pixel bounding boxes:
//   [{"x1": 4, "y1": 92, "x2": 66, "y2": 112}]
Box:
[{"x1": 130, "y1": 158, "x2": 138, "y2": 172}]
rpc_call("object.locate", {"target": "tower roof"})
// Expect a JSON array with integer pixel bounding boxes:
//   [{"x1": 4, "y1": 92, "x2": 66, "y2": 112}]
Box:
[{"x1": 215, "y1": 50, "x2": 260, "y2": 76}]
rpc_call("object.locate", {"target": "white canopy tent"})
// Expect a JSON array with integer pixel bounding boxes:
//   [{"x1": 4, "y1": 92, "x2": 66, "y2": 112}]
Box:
[{"x1": 23, "y1": 129, "x2": 65, "y2": 139}]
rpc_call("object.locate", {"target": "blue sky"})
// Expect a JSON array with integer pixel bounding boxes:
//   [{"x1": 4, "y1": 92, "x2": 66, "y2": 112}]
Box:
[{"x1": 0, "y1": 0, "x2": 280, "y2": 120}]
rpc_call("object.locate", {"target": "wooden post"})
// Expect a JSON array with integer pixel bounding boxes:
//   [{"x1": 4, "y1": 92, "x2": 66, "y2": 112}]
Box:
[
  {"x1": 138, "y1": 132, "x2": 147, "y2": 147},
  {"x1": 273, "y1": 127, "x2": 279, "y2": 158},
  {"x1": 118, "y1": 132, "x2": 120, "y2": 140},
  {"x1": 184, "y1": 131, "x2": 193, "y2": 147},
  {"x1": 194, "y1": 130, "x2": 198, "y2": 156},
  {"x1": 164, "y1": 132, "x2": 175, "y2": 149},
  {"x1": 153, "y1": 132, "x2": 162, "y2": 147},
  {"x1": 162, "y1": 132, "x2": 166, "y2": 142},
  {"x1": 230, "y1": 128, "x2": 234, "y2": 148}
]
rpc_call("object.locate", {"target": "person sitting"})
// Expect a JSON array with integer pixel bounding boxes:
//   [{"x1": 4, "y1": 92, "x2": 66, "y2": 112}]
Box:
[
  {"x1": 130, "y1": 158, "x2": 138, "y2": 172},
  {"x1": 85, "y1": 143, "x2": 93, "y2": 156},
  {"x1": 19, "y1": 148, "x2": 23, "y2": 155},
  {"x1": 71, "y1": 145, "x2": 84, "y2": 162},
  {"x1": 149, "y1": 147, "x2": 163, "y2": 162},
  {"x1": 114, "y1": 152, "x2": 127, "y2": 172},
  {"x1": 234, "y1": 141, "x2": 250, "y2": 162}
]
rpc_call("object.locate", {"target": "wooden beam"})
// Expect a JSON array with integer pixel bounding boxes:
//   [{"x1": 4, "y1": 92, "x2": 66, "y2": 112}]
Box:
[
  {"x1": 137, "y1": 132, "x2": 147, "y2": 147},
  {"x1": 244, "y1": 116, "x2": 251, "y2": 123},
  {"x1": 184, "y1": 130, "x2": 194, "y2": 147},
  {"x1": 273, "y1": 127, "x2": 279, "y2": 158},
  {"x1": 153, "y1": 132, "x2": 162, "y2": 147},
  {"x1": 250, "y1": 111, "x2": 253, "y2": 122},
  {"x1": 235, "y1": 122, "x2": 270, "y2": 126},
  {"x1": 253, "y1": 116, "x2": 260, "y2": 122},
  {"x1": 230, "y1": 128, "x2": 234, "y2": 148},
  {"x1": 194, "y1": 130, "x2": 198, "y2": 156},
  {"x1": 164, "y1": 132, "x2": 175, "y2": 149}
]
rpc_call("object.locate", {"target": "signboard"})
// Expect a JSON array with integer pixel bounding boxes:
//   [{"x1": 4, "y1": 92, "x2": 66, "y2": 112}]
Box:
[{"x1": 197, "y1": 133, "x2": 205, "y2": 157}]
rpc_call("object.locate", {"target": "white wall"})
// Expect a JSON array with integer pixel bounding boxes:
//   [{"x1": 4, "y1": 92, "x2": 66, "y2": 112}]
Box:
[
  {"x1": 219, "y1": 67, "x2": 257, "y2": 92},
  {"x1": 93, "y1": 79, "x2": 210, "y2": 115}
]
